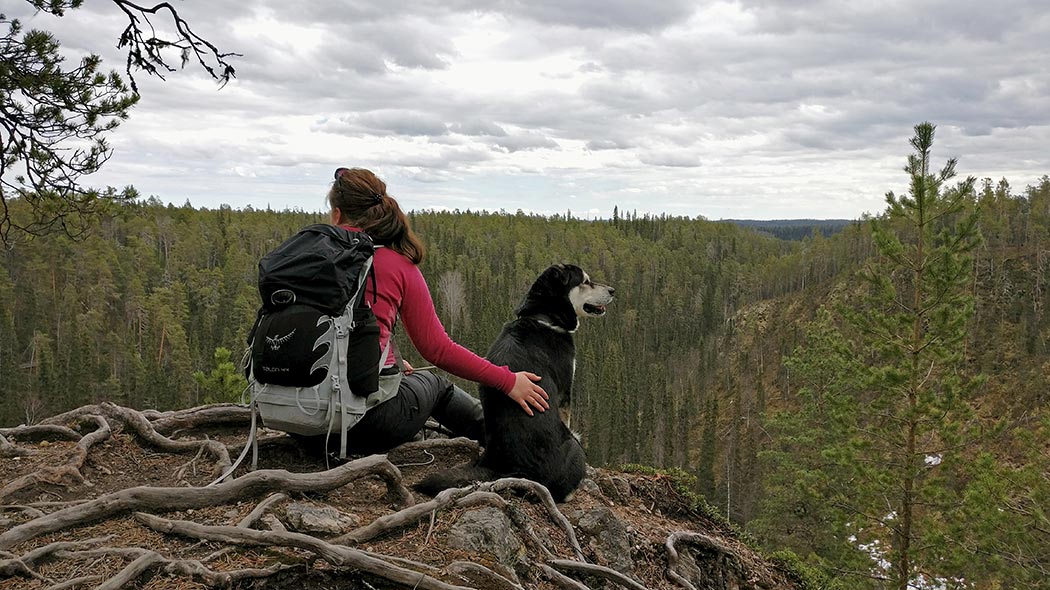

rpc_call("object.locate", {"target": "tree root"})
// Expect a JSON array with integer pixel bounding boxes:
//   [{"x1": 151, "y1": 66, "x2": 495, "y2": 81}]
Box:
[
  {"x1": 663, "y1": 531, "x2": 776, "y2": 590},
  {"x1": 45, "y1": 574, "x2": 103, "y2": 590},
  {"x1": 446, "y1": 560, "x2": 524, "y2": 590},
  {"x1": 482, "y1": 478, "x2": 585, "y2": 560},
  {"x1": 0, "y1": 433, "x2": 34, "y2": 458},
  {"x1": 51, "y1": 546, "x2": 294, "y2": 589},
  {"x1": 0, "y1": 424, "x2": 83, "y2": 443},
  {"x1": 238, "y1": 492, "x2": 290, "y2": 528},
  {"x1": 0, "y1": 415, "x2": 111, "y2": 503},
  {"x1": 549, "y1": 559, "x2": 650, "y2": 590},
  {"x1": 136, "y1": 512, "x2": 478, "y2": 590},
  {"x1": 540, "y1": 563, "x2": 593, "y2": 590},
  {"x1": 389, "y1": 436, "x2": 481, "y2": 459},
  {"x1": 335, "y1": 485, "x2": 475, "y2": 544},
  {"x1": 143, "y1": 403, "x2": 251, "y2": 435},
  {"x1": 0, "y1": 454, "x2": 412, "y2": 550},
  {"x1": 43, "y1": 402, "x2": 232, "y2": 477},
  {"x1": 334, "y1": 477, "x2": 582, "y2": 562},
  {"x1": 0, "y1": 535, "x2": 113, "y2": 581}
]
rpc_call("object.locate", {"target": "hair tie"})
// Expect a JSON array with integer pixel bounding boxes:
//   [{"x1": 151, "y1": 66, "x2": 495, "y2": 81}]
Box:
[{"x1": 372, "y1": 192, "x2": 383, "y2": 204}]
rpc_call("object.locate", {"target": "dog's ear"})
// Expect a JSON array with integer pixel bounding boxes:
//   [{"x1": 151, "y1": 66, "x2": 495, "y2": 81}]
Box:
[{"x1": 552, "y1": 264, "x2": 582, "y2": 288}]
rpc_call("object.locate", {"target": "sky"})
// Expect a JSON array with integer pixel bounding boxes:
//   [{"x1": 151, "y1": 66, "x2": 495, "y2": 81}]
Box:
[{"x1": 6, "y1": 0, "x2": 1050, "y2": 220}]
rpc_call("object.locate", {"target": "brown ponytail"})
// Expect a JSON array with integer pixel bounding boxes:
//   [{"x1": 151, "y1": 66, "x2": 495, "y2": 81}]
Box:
[{"x1": 328, "y1": 168, "x2": 425, "y2": 264}]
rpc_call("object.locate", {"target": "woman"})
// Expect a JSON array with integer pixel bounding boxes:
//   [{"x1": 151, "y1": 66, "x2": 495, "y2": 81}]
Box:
[{"x1": 325, "y1": 167, "x2": 548, "y2": 454}]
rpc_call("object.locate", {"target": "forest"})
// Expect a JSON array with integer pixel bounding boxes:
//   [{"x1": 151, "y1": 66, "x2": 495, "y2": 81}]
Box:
[{"x1": 2, "y1": 169, "x2": 1049, "y2": 588}]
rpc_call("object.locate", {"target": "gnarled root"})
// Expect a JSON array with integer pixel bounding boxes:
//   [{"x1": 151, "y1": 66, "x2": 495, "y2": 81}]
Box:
[
  {"x1": 0, "y1": 454, "x2": 412, "y2": 550},
  {"x1": 136, "y1": 512, "x2": 476, "y2": 590}
]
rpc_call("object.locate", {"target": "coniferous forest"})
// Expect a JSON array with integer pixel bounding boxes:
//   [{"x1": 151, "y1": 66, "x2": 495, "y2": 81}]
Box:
[{"x1": 2, "y1": 169, "x2": 1049, "y2": 587}]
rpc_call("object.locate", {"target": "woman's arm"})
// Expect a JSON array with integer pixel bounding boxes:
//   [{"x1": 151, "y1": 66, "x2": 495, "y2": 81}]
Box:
[{"x1": 398, "y1": 265, "x2": 548, "y2": 414}]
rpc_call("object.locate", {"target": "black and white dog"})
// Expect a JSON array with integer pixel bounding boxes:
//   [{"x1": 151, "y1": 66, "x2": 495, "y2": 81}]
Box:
[{"x1": 416, "y1": 264, "x2": 614, "y2": 502}]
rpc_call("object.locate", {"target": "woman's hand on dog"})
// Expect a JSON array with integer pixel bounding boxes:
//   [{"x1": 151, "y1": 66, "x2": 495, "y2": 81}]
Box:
[{"x1": 509, "y1": 372, "x2": 549, "y2": 416}]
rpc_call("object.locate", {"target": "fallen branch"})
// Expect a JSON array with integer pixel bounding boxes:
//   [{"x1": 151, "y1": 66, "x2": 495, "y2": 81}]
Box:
[
  {"x1": 0, "y1": 415, "x2": 111, "y2": 503},
  {"x1": 0, "y1": 454, "x2": 412, "y2": 550},
  {"x1": 549, "y1": 559, "x2": 650, "y2": 590},
  {"x1": 137, "y1": 513, "x2": 477, "y2": 590}
]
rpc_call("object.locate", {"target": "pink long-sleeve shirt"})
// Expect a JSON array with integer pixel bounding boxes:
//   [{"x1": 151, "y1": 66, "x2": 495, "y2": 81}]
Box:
[{"x1": 365, "y1": 244, "x2": 516, "y2": 394}]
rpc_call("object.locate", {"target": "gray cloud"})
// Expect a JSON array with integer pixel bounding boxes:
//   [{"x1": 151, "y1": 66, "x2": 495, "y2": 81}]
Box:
[{"x1": 6, "y1": 0, "x2": 1047, "y2": 220}]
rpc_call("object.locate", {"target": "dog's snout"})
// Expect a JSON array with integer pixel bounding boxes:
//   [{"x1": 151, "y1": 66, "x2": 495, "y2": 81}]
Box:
[{"x1": 608, "y1": 287, "x2": 616, "y2": 296}]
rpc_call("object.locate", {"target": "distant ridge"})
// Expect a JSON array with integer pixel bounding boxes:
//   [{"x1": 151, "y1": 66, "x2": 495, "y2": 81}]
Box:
[{"x1": 722, "y1": 218, "x2": 856, "y2": 241}]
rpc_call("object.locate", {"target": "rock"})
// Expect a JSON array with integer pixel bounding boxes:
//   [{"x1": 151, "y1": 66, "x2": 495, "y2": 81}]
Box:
[
  {"x1": 446, "y1": 507, "x2": 524, "y2": 565},
  {"x1": 282, "y1": 502, "x2": 360, "y2": 535},
  {"x1": 570, "y1": 506, "x2": 635, "y2": 574},
  {"x1": 594, "y1": 473, "x2": 632, "y2": 502}
]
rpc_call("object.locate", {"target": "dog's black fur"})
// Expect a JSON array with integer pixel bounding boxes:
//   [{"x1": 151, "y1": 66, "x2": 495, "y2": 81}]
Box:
[{"x1": 415, "y1": 264, "x2": 614, "y2": 502}]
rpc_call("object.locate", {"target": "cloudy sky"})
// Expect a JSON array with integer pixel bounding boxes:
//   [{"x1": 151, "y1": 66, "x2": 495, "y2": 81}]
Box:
[{"x1": 8, "y1": 0, "x2": 1050, "y2": 220}]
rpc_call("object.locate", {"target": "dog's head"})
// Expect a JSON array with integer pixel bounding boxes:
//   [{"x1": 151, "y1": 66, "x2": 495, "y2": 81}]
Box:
[{"x1": 516, "y1": 264, "x2": 615, "y2": 331}]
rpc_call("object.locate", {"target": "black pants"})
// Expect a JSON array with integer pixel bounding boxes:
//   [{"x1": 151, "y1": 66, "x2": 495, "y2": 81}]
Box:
[{"x1": 296, "y1": 370, "x2": 484, "y2": 456}]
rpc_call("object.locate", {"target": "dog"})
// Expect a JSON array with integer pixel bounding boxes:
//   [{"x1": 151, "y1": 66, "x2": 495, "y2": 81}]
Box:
[{"x1": 415, "y1": 264, "x2": 614, "y2": 502}]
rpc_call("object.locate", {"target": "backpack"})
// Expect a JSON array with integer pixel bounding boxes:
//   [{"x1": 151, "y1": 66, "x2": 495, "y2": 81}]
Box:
[{"x1": 212, "y1": 224, "x2": 387, "y2": 484}]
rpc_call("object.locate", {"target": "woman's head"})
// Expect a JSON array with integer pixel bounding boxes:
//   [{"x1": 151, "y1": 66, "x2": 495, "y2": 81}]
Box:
[{"x1": 328, "y1": 167, "x2": 425, "y2": 264}]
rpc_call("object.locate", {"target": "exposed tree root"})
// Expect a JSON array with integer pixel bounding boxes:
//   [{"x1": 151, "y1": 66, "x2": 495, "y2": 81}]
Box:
[
  {"x1": 484, "y1": 478, "x2": 585, "y2": 561},
  {"x1": 0, "y1": 535, "x2": 113, "y2": 581},
  {"x1": 334, "y1": 477, "x2": 583, "y2": 561},
  {"x1": 549, "y1": 558, "x2": 650, "y2": 590},
  {"x1": 143, "y1": 403, "x2": 251, "y2": 435},
  {"x1": 445, "y1": 560, "x2": 524, "y2": 590},
  {"x1": 42, "y1": 402, "x2": 232, "y2": 477},
  {"x1": 0, "y1": 434, "x2": 33, "y2": 460},
  {"x1": 136, "y1": 513, "x2": 477, "y2": 590},
  {"x1": 238, "y1": 492, "x2": 290, "y2": 528},
  {"x1": 0, "y1": 454, "x2": 412, "y2": 550},
  {"x1": 44, "y1": 574, "x2": 103, "y2": 590},
  {"x1": 336, "y1": 485, "x2": 475, "y2": 544},
  {"x1": 0, "y1": 424, "x2": 82, "y2": 443},
  {"x1": 0, "y1": 415, "x2": 111, "y2": 503},
  {"x1": 540, "y1": 563, "x2": 593, "y2": 590},
  {"x1": 50, "y1": 546, "x2": 293, "y2": 589},
  {"x1": 390, "y1": 436, "x2": 481, "y2": 457},
  {"x1": 663, "y1": 531, "x2": 778, "y2": 590}
]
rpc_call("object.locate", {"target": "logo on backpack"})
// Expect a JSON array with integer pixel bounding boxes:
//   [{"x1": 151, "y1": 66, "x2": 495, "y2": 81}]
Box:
[{"x1": 266, "y1": 329, "x2": 296, "y2": 351}]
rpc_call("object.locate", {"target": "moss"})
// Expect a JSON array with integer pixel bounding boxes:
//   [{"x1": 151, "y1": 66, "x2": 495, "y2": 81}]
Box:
[
  {"x1": 620, "y1": 464, "x2": 844, "y2": 588},
  {"x1": 618, "y1": 464, "x2": 751, "y2": 543},
  {"x1": 768, "y1": 550, "x2": 849, "y2": 590}
]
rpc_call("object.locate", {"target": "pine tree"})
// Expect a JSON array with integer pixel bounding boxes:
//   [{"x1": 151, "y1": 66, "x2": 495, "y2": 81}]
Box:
[{"x1": 757, "y1": 123, "x2": 1004, "y2": 588}]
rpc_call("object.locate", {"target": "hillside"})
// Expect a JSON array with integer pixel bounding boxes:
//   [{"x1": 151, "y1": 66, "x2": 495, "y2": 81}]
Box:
[
  {"x1": 3, "y1": 174, "x2": 1050, "y2": 587},
  {"x1": 0, "y1": 403, "x2": 802, "y2": 590}
]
